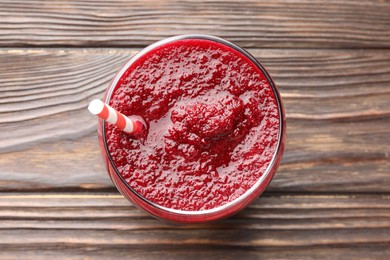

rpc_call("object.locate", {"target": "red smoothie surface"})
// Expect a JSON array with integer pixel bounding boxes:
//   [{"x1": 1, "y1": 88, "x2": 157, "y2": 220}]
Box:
[{"x1": 106, "y1": 39, "x2": 280, "y2": 211}]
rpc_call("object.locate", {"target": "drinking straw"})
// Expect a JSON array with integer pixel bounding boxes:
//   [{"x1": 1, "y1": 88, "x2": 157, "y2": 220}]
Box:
[{"x1": 88, "y1": 99, "x2": 145, "y2": 135}]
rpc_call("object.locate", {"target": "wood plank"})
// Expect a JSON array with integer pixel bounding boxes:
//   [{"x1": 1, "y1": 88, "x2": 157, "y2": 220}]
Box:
[
  {"x1": 0, "y1": 193, "x2": 389, "y2": 259},
  {"x1": 0, "y1": 48, "x2": 389, "y2": 192},
  {"x1": 0, "y1": 0, "x2": 389, "y2": 48},
  {"x1": 1, "y1": 247, "x2": 390, "y2": 260}
]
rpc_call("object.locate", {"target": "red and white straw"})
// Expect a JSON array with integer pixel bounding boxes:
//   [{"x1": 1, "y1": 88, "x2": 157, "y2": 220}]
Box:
[{"x1": 88, "y1": 99, "x2": 145, "y2": 135}]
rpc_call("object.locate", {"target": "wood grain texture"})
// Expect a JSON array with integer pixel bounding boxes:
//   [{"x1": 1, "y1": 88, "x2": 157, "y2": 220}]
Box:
[
  {"x1": 0, "y1": 0, "x2": 390, "y2": 48},
  {"x1": 0, "y1": 48, "x2": 389, "y2": 192},
  {"x1": 0, "y1": 48, "x2": 132, "y2": 152},
  {"x1": 1, "y1": 1, "x2": 389, "y2": 259},
  {"x1": 0, "y1": 193, "x2": 389, "y2": 259}
]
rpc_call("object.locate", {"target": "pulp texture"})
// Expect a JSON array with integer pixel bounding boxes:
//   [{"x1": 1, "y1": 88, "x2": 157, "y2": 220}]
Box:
[{"x1": 106, "y1": 39, "x2": 280, "y2": 211}]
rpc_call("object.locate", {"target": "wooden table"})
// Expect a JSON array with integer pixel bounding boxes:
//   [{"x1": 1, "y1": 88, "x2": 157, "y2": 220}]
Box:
[{"x1": 1, "y1": 1, "x2": 389, "y2": 259}]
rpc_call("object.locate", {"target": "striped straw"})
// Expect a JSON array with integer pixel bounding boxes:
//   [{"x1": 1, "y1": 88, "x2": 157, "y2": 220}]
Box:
[{"x1": 88, "y1": 99, "x2": 145, "y2": 135}]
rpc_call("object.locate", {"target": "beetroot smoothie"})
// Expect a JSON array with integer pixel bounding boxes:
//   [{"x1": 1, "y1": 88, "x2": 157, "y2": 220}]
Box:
[{"x1": 99, "y1": 35, "x2": 285, "y2": 223}]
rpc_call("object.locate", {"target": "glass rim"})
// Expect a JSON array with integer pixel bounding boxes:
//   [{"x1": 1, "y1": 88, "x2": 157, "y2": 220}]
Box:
[{"x1": 102, "y1": 34, "x2": 285, "y2": 216}]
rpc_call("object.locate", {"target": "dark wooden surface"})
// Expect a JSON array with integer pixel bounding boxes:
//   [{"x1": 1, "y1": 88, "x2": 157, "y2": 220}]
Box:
[{"x1": 0, "y1": 1, "x2": 389, "y2": 259}]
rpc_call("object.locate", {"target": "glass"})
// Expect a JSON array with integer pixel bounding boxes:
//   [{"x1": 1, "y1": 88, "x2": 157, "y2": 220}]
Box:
[{"x1": 97, "y1": 35, "x2": 286, "y2": 224}]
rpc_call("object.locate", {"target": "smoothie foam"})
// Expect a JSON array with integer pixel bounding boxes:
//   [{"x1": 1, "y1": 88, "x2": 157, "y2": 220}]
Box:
[{"x1": 105, "y1": 38, "x2": 280, "y2": 211}]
